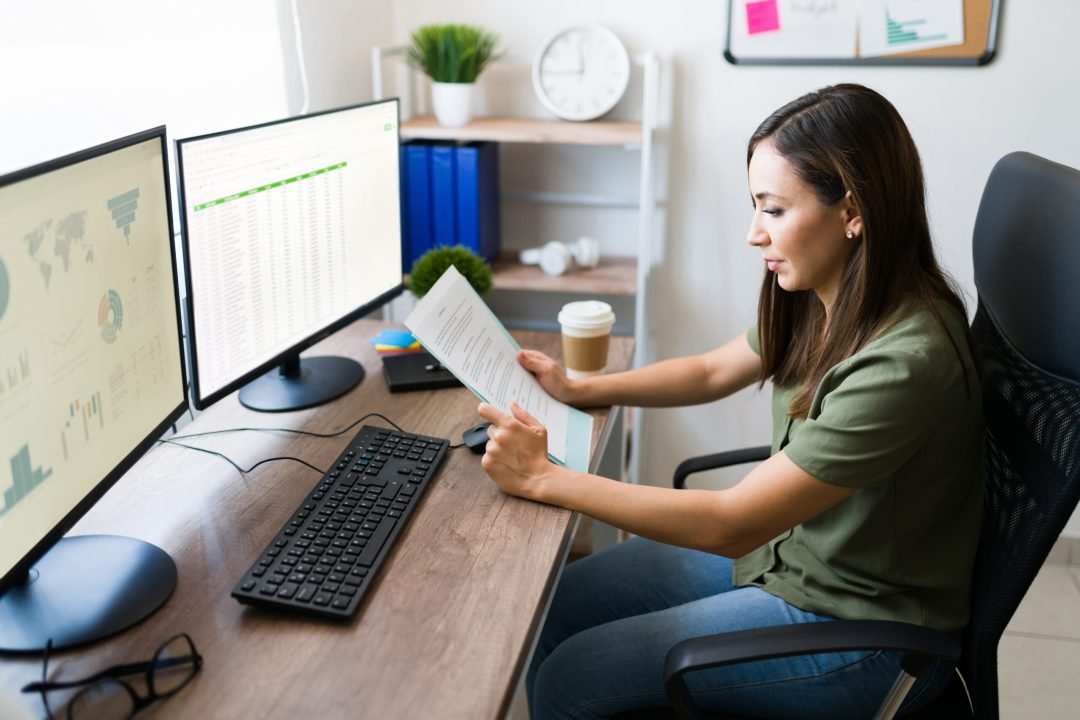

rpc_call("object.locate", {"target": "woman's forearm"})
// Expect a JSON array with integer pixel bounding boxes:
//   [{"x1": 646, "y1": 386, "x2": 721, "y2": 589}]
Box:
[
  {"x1": 572, "y1": 332, "x2": 760, "y2": 409},
  {"x1": 534, "y1": 466, "x2": 746, "y2": 556}
]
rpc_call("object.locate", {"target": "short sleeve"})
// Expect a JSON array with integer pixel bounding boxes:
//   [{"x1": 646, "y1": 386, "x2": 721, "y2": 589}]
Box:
[
  {"x1": 782, "y1": 350, "x2": 943, "y2": 489},
  {"x1": 746, "y1": 324, "x2": 760, "y2": 355}
]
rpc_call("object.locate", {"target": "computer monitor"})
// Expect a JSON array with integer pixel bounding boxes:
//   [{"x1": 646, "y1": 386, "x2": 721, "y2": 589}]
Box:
[
  {"x1": 175, "y1": 99, "x2": 404, "y2": 412},
  {"x1": 0, "y1": 128, "x2": 188, "y2": 652}
]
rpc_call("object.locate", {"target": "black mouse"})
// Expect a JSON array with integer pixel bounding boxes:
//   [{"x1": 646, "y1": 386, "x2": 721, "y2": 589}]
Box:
[{"x1": 463, "y1": 422, "x2": 492, "y2": 453}]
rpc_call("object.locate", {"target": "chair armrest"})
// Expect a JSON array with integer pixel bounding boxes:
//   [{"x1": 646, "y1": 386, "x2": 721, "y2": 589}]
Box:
[
  {"x1": 673, "y1": 446, "x2": 771, "y2": 489},
  {"x1": 664, "y1": 620, "x2": 961, "y2": 720}
]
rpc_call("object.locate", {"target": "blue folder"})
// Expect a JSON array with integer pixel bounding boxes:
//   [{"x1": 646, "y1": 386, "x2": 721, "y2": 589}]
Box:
[
  {"x1": 430, "y1": 144, "x2": 457, "y2": 249},
  {"x1": 402, "y1": 142, "x2": 434, "y2": 269},
  {"x1": 455, "y1": 142, "x2": 501, "y2": 262}
]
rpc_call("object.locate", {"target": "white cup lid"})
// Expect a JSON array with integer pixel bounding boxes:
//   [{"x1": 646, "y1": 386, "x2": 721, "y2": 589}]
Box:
[{"x1": 558, "y1": 300, "x2": 615, "y2": 329}]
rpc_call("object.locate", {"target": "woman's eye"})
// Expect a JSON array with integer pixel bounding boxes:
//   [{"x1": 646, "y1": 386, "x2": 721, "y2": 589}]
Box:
[{"x1": 763, "y1": 208, "x2": 782, "y2": 217}]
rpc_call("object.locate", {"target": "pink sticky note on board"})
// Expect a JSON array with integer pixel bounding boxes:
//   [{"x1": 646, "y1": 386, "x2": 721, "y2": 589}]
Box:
[{"x1": 746, "y1": 0, "x2": 781, "y2": 35}]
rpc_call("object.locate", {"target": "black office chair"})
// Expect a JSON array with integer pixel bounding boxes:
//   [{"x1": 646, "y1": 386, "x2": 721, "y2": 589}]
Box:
[{"x1": 616, "y1": 152, "x2": 1080, "y2": 720}]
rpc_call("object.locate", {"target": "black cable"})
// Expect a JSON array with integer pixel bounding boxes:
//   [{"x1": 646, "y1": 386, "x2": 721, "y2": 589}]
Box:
[
  {"x1": 168, "y1": 411, "x2": 406, "y2": 443},
  {"x1": 156, "y1": 438, "x2": 326, "y2": 476},
  {"x1": 159, "y1": 410, "x2": 468, "y2": 479}
]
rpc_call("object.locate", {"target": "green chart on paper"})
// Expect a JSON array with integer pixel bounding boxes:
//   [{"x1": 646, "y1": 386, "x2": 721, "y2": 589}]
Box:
[
  {"x1": 193, "y1": 162, "x2": 348, "y2": 211},
  {"x1": 886, "y1": 10, "x2": 947, "y2": 46}
]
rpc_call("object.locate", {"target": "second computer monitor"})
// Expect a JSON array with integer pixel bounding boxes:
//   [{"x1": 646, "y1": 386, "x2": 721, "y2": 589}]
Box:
[{"x1": 176, "y1": 99, "x2": 404, "y2": 412}]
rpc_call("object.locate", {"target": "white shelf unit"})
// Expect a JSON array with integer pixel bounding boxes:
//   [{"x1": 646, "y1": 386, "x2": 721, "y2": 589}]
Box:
[{"x1": 372, "y1": 46, "x2": 664, "y2": 487}]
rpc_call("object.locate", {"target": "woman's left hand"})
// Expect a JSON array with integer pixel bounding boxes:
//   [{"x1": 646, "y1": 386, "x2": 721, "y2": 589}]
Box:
[{"x1": 477, "y1": 402, "x2": 555, "y2": 501}]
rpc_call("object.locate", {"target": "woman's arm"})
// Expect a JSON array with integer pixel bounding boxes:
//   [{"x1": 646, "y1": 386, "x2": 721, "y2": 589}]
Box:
[
  {"x1": 478, "y1": 402, "x2": 854, "y2": 558},
  {"x1": 521, "y1": 331, "x2": 762, "y2": 408}
]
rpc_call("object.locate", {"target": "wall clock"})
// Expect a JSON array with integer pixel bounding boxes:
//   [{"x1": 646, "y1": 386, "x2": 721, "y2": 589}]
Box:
[{"x1": 531, "y1": 24, "x2": 631, "y2": 122}]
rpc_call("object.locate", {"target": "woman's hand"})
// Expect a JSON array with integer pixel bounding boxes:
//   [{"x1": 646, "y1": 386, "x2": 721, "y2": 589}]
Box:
[
  {"x1": 477, "y1": 402, "x2": 556, "y2": 501},
  {"x1": 517, "y1": 349, "x2": 579, "y2": 405}
]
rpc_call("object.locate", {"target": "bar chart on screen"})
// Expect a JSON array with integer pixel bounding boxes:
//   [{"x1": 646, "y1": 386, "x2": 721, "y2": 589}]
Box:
[
  {"x1": 59, "y1": 391, "x2": 105, "y2": 461},
  {"x1": 0, "y1": 444, "x2": 52, "y2": 517}
]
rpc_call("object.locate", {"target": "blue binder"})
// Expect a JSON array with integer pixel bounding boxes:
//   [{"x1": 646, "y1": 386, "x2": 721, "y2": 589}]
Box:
[
  {"x1": 429, "y1": 144, "x2": 457, "y2": 248},
  {"x1": 402, "y1": 142, "x2": 434, "y2": 269},
  {"x1": 455, "y1": 142, "x2": 500, "y2": 262},
  {"x1": 398, "y1": 145, "x2": 409, "y2": 266}
]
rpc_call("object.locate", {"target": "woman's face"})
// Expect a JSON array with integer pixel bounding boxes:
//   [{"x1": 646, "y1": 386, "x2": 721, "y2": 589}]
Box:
[{"x1": 746, "y1": 138, "x2": 860, "y2": 313}]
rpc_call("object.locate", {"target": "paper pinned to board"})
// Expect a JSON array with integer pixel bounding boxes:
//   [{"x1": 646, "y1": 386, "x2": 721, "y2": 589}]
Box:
[
  {"x1": 859, "y1": 0, "x2": 965, "y2": 58},
  {"x1": 730, "y1": 0, "x2": 859, "y2": 59},
  {"x1": 403, "y1": 266, "x2": 594, "y2": 472}
]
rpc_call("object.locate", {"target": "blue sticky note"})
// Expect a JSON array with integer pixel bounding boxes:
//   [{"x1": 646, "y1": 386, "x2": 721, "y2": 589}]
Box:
[{"x1": 370, "y1": 329, "x2": 417, "y2": 348}]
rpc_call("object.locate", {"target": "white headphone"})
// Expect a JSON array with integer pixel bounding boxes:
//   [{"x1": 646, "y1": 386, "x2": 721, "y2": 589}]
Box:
[{"x1": 520, "y1": 237, "x2": 601, "y2": 276}]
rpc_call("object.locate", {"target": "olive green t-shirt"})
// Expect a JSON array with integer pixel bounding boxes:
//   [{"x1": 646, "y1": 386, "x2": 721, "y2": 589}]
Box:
[{"x1": 737, "y1": 303, "x2": 984, "y2": 632}]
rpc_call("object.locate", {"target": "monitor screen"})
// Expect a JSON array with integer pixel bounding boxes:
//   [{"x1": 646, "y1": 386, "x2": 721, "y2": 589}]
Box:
[
  {"x1": 175, "y1": 99, "x2": 404, "y2": 412},
  {"x1": 0, "y1": 128, "x2": 188, "y2": 650}
]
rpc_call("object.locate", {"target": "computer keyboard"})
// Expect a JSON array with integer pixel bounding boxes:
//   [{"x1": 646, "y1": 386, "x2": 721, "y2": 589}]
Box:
[{"x1": 232, "y1": 424, "x2": 449, "y2": 619}]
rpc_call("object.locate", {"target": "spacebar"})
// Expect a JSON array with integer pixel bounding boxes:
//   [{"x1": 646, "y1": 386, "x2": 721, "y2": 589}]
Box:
[{"x1": 357, "y1": 519, "x2": 397, "y2": 567}]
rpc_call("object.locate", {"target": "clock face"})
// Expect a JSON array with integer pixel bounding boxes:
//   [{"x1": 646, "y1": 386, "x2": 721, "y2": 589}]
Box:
[{"x1": 532, "y1": 25, "x2": 631, "y2": 122}]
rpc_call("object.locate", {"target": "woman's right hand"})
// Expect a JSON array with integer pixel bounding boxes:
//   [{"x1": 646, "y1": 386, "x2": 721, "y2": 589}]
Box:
[{"x1": 517, "y1": 349, "x2": 580, "y2": 405}]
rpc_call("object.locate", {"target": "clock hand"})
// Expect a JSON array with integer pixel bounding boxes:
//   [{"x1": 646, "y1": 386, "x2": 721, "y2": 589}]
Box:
[{"x1": 576, "y1": 36, "x2": 585, "y2": 75}]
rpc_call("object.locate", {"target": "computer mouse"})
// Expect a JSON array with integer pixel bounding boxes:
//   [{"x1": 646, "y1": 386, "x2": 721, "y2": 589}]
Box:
[{"x1": 463, "y1": 422, "x2": 492, "y2": 454}]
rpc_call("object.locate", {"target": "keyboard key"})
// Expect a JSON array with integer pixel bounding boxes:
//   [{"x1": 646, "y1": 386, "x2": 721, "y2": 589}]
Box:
[{"x1": 357, "y1": 519, "x2": 397, "y2": 568}]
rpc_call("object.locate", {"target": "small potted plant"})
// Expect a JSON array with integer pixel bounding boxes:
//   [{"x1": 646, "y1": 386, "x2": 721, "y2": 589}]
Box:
[
  {"x1": 409, "y1": 245, "x2": 493, "y2": 298},
  {"x1": 407, "y1": 23, "x2": 500, "y2": 128}
]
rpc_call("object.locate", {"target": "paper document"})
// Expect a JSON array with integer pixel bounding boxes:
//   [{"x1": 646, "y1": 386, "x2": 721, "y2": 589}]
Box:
[
  {"x1": 404, "y1": 266, "x2": 594, "y2": 471},
  {"x1": 859, "y1": 0, "x2": 965, "y2": 58}
]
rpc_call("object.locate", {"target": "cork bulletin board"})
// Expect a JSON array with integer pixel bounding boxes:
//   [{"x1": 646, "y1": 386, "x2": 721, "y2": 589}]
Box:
[{"x1": 725, "y1": 0, "x2": 1001, "y2": 66}]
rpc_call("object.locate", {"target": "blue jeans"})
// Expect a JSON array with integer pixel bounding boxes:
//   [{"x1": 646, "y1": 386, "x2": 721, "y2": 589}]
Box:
[{"x1": 526, "y1": 538, "x2": 953, "y2": 719}]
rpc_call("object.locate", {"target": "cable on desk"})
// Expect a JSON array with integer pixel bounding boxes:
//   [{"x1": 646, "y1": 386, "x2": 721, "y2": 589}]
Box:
[
  {"x1": 168, "y1": 411, "x2": 406, "y2": 443},
  {"x1": 157, "y1": 438, "x2": 326, "y2": 477},
  {"x1": 166, "y1": 410, "x2": 472, "y2": 460}
]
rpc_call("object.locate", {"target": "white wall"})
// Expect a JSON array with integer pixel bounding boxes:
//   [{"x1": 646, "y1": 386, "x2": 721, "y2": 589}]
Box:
[
  {"x1": 0, "y1": 0, "x2": 289, "y2": 174},
  {"x1": 280, "y1": 0, "x2": 394, "y2": 116}
]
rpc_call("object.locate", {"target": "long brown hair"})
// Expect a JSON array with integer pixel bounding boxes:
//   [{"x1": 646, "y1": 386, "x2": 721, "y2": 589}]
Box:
[{"x1": 751, "y1": 84, "x2": 969, "y2": 418}]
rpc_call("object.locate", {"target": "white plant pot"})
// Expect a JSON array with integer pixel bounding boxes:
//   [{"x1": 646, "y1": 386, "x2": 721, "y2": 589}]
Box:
[{"x1": 431, "y1": 82, "x2": 475, "y2": 127}]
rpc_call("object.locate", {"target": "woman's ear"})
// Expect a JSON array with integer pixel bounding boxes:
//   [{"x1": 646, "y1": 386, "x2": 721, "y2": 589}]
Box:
[{"x1": 841, "y1": 190, "x2": 863, "y2": 239}]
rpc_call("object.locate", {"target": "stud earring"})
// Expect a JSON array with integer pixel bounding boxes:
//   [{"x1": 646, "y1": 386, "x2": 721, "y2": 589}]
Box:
[{"x1": 846, "y1": 230, "x2": 855, "y2": 239}]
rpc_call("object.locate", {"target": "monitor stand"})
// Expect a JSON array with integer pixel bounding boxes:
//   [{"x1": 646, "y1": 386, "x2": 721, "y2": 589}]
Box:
[
  {"x1": 0, "y1": 535, "x2": 176, "y2": 653},
  {"x1": 239, "y1": 354, "x2": 364, "y2": 412}
]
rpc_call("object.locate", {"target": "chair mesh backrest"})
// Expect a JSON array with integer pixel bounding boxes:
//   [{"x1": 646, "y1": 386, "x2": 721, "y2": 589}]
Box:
[
  {"x1": 961, "y1": 152, "x2": 1080, "y2": 720},
  {"x1": 963, "y1": 308, "x2": 1080, "y2": 719}
]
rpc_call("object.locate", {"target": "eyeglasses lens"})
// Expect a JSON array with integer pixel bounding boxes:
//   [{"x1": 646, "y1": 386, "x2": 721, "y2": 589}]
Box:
[
  {"x1": 150, "y1": 635, "x2": 199, "y2": 696},
  {"x1": 69, "y1": 679, "x2": 135, "y2": 720}
]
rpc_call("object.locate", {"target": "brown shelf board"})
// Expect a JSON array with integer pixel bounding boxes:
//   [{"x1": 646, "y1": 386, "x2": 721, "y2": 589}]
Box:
[
  {"x1": 401, "y1": 116, "x2": 643, "y2": 146},
  {"x1": 491, "y1": 253, "x2": 637, "y2": 295}
]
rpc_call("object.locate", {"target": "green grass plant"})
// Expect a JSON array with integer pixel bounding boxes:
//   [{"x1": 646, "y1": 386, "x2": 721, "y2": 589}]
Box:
[{"x1": 407, "y1": 24, "x2": 500, "y2": 84}]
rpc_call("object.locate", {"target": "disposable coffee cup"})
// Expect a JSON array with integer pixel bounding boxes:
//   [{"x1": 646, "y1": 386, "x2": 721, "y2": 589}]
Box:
[{"x1": 558, "y1": 300, "x2": 615, "y2": 380}]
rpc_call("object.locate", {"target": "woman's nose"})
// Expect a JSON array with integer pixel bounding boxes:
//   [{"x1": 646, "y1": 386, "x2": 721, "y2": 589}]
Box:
[{"x1": 746, "y1": 217, "x2": 768, "y2": 248}]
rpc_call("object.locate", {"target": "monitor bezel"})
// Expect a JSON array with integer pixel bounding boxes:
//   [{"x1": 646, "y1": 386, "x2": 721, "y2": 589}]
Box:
[
  {"x1": 174, "y1": 98, "x2": 404, "y2": 411},
  {"x1": 0, "y1": 126, "x2": 190, "y2": 594}
]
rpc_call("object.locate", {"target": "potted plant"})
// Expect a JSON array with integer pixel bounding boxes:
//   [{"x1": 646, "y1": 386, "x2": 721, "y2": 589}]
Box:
[
  {"x1": 409, "y1": 245, "x2": 493, "y2": 298},
  {"x1": 407, "y1": 23, "x2": 500, "y2": 127}
]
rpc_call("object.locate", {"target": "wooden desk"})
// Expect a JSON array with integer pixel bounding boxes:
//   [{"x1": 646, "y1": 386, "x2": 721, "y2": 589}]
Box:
[{"x1": 0, "y1": 319, "x2": 633, "y2": 719}]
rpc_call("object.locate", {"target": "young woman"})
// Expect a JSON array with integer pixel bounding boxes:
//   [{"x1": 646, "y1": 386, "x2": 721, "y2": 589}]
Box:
[{"x1": 477, "y1": 84, "x2": 984, "y2": 719}]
